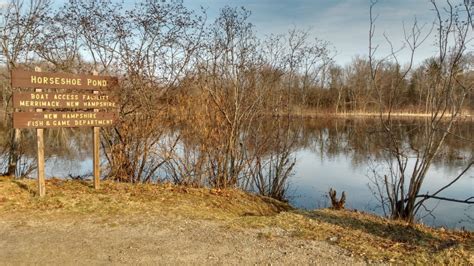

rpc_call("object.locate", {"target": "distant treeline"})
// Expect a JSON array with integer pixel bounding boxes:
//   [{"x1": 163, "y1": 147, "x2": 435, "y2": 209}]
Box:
[{"x1": 1, "y1": 1, "x2": 472, "y2": 115}]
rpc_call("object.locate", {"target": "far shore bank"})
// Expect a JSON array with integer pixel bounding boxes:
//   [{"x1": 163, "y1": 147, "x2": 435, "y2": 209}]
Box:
[{"x1": 274, "y1": 110, "x2": 473, "y2": 120}]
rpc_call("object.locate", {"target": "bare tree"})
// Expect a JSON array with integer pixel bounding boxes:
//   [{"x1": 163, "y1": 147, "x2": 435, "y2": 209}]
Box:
[
  {"x1": 98, "y1": 1, "x2": 204, "y2": 183},
  {"x1": 368, "y1": 0, "x2": 473, "y2": 223},
  {"x1": 0, "y1": 0, "x2": 50, "y2": 176},
  {"x1": 193, "y1": 6, "x2": 263, "y2": 188}
]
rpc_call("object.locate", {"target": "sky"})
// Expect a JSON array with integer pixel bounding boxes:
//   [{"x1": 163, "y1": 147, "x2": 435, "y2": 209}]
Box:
[
  {"x1": 2, "y1": 0, "x2": 470, "y2": 66},
  {"x1": 182, "y1": 0, "x2": 460, "y2": 66}
]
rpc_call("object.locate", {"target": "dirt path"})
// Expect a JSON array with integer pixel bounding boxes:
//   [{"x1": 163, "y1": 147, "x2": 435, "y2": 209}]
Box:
[{"x1": 0, "y1": 215, "x2": 361, "y2": 265}]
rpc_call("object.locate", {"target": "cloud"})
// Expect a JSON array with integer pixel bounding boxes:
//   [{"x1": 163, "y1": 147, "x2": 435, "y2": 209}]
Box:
[{"x1": 236, "y1": 0, "x2": 438, "y2": 65}]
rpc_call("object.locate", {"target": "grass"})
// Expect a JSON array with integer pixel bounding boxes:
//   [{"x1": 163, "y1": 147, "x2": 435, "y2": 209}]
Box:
[
  {"x1": 0, "y1": 175, "x2": 289, "y2": 219},
  {"x1": 1, "y1": 175, "x2": 472, "y2": 264}
]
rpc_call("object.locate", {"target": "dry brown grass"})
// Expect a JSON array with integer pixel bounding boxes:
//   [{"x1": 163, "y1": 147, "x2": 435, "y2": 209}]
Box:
[
  {"x1": 0, "y1": 176, "x2": 289, "y2": 220},
  {"x1": 1, "y1": 176, "x2": 472, "y2": 264},
  {"x1": 267, "y1": 210, "x2": 473, "y2": 264}
]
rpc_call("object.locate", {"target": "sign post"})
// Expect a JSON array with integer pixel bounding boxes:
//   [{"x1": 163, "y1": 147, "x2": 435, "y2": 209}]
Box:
[
  {"x1": 93, "y1": 71, "x2": 100, "y2": 189},
  {"x1": 11, "y1": 68, "x2": 118, "y2": 196},
  {"x1": 35, "y1": 67, "x2": 45, "y2": 197}
]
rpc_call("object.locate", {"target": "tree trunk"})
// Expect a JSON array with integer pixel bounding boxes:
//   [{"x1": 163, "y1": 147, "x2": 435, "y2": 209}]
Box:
[{"x1": 6, "y1": 129, "x2": 21, "y2": 177}]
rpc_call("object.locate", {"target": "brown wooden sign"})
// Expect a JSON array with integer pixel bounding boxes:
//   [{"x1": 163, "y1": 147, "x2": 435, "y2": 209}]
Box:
[
  {"x1": 13, "y1": 112, "x2": 117, "y2": 128},
  {"x1": 13, "y1": 92, "x2": 116, "y2": 109},
  {"x1": 11, "y1": 69, "x2": 118, "y2": 90},
  {"x1": 11, "y1": 68, "x2": 118, "y2": 195}
]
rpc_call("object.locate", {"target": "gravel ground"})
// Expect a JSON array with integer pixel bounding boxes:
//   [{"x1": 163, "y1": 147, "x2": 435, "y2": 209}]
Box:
[{"x1": 0, "y1": 215, "x2": 363, "y2": 265}]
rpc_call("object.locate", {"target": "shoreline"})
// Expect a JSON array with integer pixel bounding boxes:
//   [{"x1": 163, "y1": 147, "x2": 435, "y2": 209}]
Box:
[{"x1": 274, "y1": 110, "x2": 473, "y2": 120}]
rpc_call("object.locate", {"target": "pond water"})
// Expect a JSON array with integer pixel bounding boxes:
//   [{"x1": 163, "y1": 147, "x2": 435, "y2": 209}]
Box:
[
  {"x1": 11, "y1": 118, "x2": 474, "y2": 230},
  {"x1": 292, "y1": 143, "x2": 473, "y2": 230}
]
